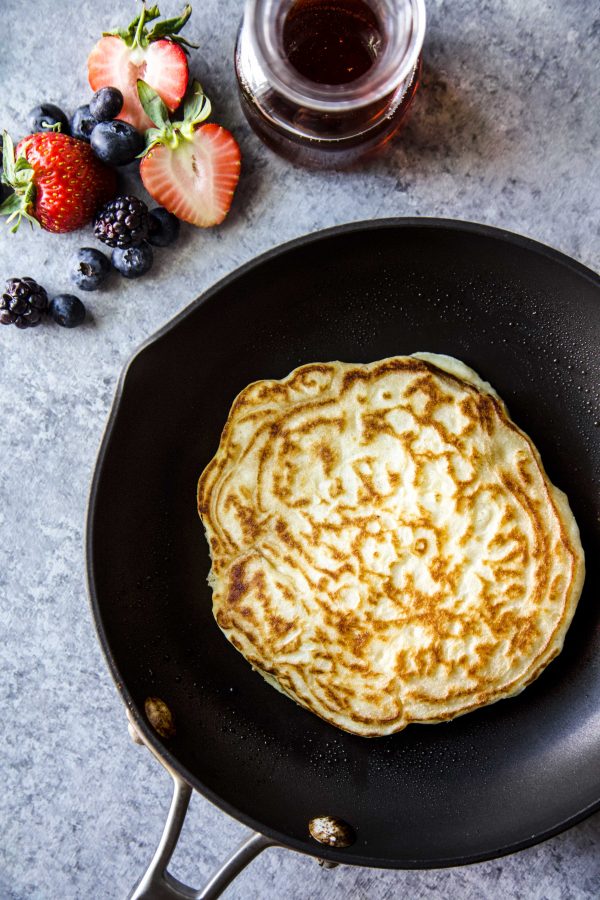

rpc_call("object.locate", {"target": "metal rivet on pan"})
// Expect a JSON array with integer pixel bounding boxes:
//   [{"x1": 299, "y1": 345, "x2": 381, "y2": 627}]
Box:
[
  {"x1": 145, "y1": 696, "x2": 176, "y2": 738},
  {"x1": 309, "y1": 816, "x2": 355, "y2": 848},
  {"x1": 126, "y1": 708, "x2": 144, "y2": 745}
]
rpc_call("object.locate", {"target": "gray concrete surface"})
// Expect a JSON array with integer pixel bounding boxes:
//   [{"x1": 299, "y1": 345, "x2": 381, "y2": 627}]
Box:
[{"x1": 1, "y1": 0, "x2": 599, "y2": 897}]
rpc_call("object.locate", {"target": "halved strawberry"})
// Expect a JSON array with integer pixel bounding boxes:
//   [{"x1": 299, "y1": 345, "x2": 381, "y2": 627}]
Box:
[
  {"x1": 88, "y1": 4, "x2": 195, "y2": 133},
  {"x1": 138, "y1": 82, "x2": 241, "y2": 228}
]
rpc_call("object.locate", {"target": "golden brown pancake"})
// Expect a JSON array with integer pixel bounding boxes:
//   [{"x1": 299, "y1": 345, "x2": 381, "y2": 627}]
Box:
[{"x1": 197, "y1": 354, "x2": 585, "y2": 737}]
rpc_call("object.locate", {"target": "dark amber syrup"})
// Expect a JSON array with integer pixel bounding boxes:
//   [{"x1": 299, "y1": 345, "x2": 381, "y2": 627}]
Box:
[
  {"x1": 283, "y1": 0, "x2": 382, "y2": 85},
  {"x1": 234, "y1": 0, "x2": 422, "y2": 167}
]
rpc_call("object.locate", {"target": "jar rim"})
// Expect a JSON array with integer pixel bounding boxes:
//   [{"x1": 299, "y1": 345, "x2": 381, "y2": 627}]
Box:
[{"x1": 245, "y1": 0, "x2": 426, "y2": 112}]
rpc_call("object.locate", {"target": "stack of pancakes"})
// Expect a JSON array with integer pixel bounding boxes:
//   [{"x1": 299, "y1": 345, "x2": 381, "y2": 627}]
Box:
[{"x1": 198, "y1": 354, "x2": 585, "y2": 737}]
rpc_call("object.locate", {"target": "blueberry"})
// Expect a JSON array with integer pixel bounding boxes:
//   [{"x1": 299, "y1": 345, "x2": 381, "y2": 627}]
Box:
[
  {"x1": 90, "y1": 120, "x2": 144, "y2": 166},
  {"x1": 71, "y1": 247, "x2": 110, "y2": 291},
  {"x1": 148, "y1": 207, "x2": 181, "y2": 247},
  {"x1": 28, "y1": 103, "x2": 70, "y2": 135},
  {"x1": 112, "y1": 242, "x2": 154, "y2": 278},
  {"x1": 49, "y1": 294, "x2": 86, "y2": 328},
  {"x1": 89, "y1": 87, "x2": 124, "y2": 122},
  {"x1": 71, "y1": 105, "x2": 99, "y2": 142}
]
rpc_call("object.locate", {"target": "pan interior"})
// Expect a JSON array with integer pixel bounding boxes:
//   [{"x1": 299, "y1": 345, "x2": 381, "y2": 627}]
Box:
[{"x1": 88, "y1": 221, "x2": 600, "y2": 867}]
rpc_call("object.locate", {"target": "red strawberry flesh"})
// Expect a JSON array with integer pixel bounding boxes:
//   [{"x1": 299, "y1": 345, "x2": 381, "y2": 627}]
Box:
[
  {"x1": 145, "y1": 41, "x2": 188, "y2": 111},
  {"x1": 88, "y1": 36, "x2": 188, "y2": 132},
  {"x1": 140, "y1": 124, "x2": 241, "y2": 227}
]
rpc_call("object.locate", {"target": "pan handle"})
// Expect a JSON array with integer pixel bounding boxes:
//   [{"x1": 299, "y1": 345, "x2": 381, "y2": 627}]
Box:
[{"x1": 127, "y1": 712, "x2": 280, "y2": 900}]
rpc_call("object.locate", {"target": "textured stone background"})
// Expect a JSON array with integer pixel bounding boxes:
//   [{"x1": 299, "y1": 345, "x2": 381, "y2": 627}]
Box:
[{"x1": 1, "y1": 1, "x2": 599, "y2": 898}]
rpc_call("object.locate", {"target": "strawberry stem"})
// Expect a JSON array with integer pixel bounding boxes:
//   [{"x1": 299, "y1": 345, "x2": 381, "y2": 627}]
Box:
[{"x1": 132, "y1": 3, "x2": 149, "y2": 48}]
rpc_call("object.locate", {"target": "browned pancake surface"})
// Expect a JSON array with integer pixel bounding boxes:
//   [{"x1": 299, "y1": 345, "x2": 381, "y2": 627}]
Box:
[{"x1": 198, "y1": 355, "x2": 585, "y2": 736}]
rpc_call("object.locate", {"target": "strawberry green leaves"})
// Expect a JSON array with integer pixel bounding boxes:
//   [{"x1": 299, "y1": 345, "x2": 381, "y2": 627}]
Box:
[
  {"x1": 104, "y1": 5, "x2": 161, "y2": 45},
  {"x1": 146, "y1": 5, "x2": 196, "y2": 49},
  {"x1": 0, "y1": 132, "x2": 39, "y2": 233},
  {"x1": 138, "y1": 80, "x2": 171, "y2": 132},
  {"x1": 183, "y1": 82, "x2": 212, "y2": 126},
  {"x1": 104, "y1": 3, "x2": 197, "y2": 52},
  {"x1": 138, "y1": 79, "x2": 212, "y2": 153}
]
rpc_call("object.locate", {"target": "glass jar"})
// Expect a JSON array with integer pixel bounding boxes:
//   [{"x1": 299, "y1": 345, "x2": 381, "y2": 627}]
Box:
[{"x1": 234, "y1": 0, "x2": 426, "y2": 168}]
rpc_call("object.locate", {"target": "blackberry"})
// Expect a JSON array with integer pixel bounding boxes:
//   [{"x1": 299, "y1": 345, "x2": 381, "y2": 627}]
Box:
[
  {"x1": 93, "y1": 195, "x2": 149, "y2": 248},
  {"x1": 0, "y1": 277, "x2": 48, "y2": 328}
]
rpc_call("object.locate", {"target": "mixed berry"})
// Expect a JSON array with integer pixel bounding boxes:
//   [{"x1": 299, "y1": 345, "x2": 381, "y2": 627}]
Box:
[
  {"x1": 0, "y1": 3, "x2": 242, "y2": 334},
  {"x1": 28, "y1": 103, "x2": 70, "y2": 135},
  {"x1": 112, "y1": 243, "x2": 154, "y2": 279},
  {"x1": 91, "y1": 120, "x2": 144, "y2": 166},
  {"x1": 48, "y1": 294, "x2": 87, "y2": 328},
  {"x1": 0, "y1": 278, "x2": 48, "y2": 328},
  {"x1": 71, "y1": 248, "x2": 111, "y2": 291},
  {"x1": 71, "y1": 105, "x2": 99, "y2": 142},
  {"x1": 89, "y1": 87, "x2": 124, "y2": 123},
  {"x1": 94, "y1": 196, "x2": 150, "y2": 248},
  {"x1": 0, "y1": 277, "x2": 85, "y2": 329},
  {"x1": 148, "y1": 208, "x2": 180, "y2": 247}
]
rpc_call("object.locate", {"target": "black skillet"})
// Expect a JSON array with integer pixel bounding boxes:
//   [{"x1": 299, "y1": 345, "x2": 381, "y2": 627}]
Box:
[{"x1": 86, "y1": 219, "x2": 600, "y2": 897}]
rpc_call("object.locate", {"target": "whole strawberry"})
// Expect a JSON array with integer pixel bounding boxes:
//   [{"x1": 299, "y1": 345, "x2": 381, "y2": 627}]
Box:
[
  {"x1": 0, "y1": 132, "x2": 117, "y2": 233},
  {"x1": 88, "y1": 3, "x2": 196, "y2": 133}
]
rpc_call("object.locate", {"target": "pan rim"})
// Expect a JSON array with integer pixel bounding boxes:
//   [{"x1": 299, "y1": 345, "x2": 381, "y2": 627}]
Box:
[{"x1": 85, "y1": 216, "x2": 600, "y2": 869}]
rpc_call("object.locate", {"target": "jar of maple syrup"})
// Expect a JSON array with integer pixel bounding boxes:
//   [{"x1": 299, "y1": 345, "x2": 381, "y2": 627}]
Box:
[{"x1": 235, "y1": 0, "x2": 426, "y2": 167}]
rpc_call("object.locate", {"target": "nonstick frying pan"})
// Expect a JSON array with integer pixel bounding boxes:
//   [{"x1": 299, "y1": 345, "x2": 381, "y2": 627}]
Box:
[{"x1": 86, "y1": 219, "x2": 600, "y2": 898}]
